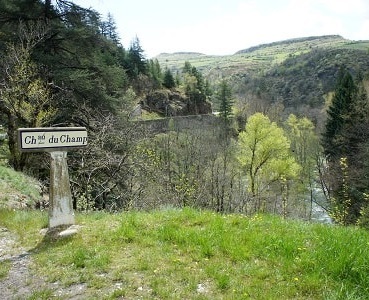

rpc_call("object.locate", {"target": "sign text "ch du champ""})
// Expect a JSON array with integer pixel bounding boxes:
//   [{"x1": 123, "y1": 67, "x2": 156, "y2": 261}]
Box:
[{"x1": 18, "y1": 127, "x2": 88, "y2": 152}]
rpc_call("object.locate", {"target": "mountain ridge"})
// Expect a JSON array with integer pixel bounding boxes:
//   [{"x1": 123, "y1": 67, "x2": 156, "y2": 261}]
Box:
[
  {"x1": 234, "y1": 34, "x2": 346, "y2": 54},
  {"x1": 155, "y1": 35, "x2": 363, "y2": 74},
  {"x1": 155, "y1": 34, "x2": 369, "y2": 128},
  {"x1": 155, "y1": 35, "x2": 357, "y2": 59}
]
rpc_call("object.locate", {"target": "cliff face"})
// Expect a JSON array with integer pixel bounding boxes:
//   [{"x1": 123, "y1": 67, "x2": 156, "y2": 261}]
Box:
[{"x1": 142, "y1": 89, "x2": 212, "y2": 117}]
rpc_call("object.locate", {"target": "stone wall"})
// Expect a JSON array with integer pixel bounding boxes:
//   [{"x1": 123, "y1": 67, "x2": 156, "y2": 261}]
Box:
[{"x1": 137, "y1": 114, "x2": 221, "y2": 134}]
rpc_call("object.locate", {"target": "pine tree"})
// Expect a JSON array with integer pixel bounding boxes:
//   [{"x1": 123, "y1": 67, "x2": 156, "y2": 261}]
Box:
[
  {"x1": 126, "y1": 36, "x2": 147, "y2": 78},
  {"x1": 216, "y1": 79, "x2": 234, "y2": 140},
  {"x1": 163, "y1": 68, "x2": 176, "y2": 89},
  {"x1": 102, "y1": 13, "x2": 120, "y2": 43},
  {"x1": 323, "y1": 68, "x2": 357, "y2": 160},
  {"x1": 183, "y1": 61, "x2": 192, "y2": 74},
  {"x1": 322, "y1": 67, "x2": 369, "y2": 224},
  {"x1": 181, "y1": 61, "x2": 210, "y2": 113},
  {"x1": 148, "y1": 59, "x2": 163, "y2": 88},
  {"x1": 217, "y1": 80, "x2": 233, "y2": 124}
]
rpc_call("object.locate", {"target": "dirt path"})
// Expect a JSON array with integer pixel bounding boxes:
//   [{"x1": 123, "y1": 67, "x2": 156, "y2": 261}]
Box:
[
  {"x1": 0, "y1": 227, "x2": 88, "y2": 299},
  {"x1": 0, "y1": 227, "x2": 49, "y2": 299}
]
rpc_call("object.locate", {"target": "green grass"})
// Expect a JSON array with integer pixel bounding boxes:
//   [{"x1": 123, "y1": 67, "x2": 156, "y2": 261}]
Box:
[
  {"x1": 341, "y1": 41, "x2": 369, "y2": 51},
  {"x1": 0, "y1": 259, "x2": 11, "y2": 279},
  {"x1": 0, "y1": 165, "x2": 42, "y2": 208},
  {"x1": 26, "y1": 289, "x2": 55, "y2": 300},
  {"x1": 1, "y1": 207, "x2": 369, "y2": 299}
]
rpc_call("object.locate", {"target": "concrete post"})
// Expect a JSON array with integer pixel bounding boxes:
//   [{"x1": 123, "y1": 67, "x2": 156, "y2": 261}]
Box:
[{"x1": 49, "y1": 151, "x2": 75, "y2": 228}]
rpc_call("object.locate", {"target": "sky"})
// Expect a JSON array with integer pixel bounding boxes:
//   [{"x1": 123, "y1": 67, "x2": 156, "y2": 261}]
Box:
[{"x1": 71, "y1": 0, "x2": 369, "y2": 58}]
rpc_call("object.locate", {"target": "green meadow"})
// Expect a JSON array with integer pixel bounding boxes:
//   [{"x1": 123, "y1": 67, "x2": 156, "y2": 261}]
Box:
[{"x1": 1, "y1": 208, "x2": 369, "y2": 299}]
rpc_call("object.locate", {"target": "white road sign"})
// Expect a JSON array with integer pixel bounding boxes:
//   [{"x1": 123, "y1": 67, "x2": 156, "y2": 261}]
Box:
[{"x1": 18, "y1": 127, "x2": 87, "y2": 152}]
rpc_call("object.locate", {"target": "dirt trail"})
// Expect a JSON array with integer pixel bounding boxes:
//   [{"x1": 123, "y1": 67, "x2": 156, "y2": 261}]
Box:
[
  {"x1": 0, "y1": 227, "x2": 48, "y2": 299},
  {"x1": 0, "y1": 227, "x2": 88, "y2": 299}
]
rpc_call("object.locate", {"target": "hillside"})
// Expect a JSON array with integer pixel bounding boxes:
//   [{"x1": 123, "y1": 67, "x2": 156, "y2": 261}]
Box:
[
  {"x1": 0, "y1": 165, "x2": 42, "y2": 209},
  {"x1": 156, "y1": 35, "x2": 367, "y2": 77},
  {"x1": 156, "y1": 35, "x2": 369, "y2": 124}
]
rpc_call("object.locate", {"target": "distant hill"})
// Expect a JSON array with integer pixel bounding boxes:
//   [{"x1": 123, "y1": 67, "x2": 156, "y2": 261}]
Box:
[
  {"x1": 156, "y1": 35, "x2": 366, "y2": 75},
  {"x1": 155, "y1": 35, "x2": 355, "y2": 74},
  {"x1": 235, "y1": 35, "x2": 347, "y2": 54},
  {"x1": 156, "y1": 35, "x2": 369, "y2": 127},
  {"x1": 158, "y1": 52, "x2": 205, "y2": 56}
]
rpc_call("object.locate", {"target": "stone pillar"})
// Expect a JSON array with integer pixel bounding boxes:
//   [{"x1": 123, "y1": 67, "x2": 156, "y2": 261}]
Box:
[{"x1": 49, "y1": 151, "x2": 75, "y2": 228}]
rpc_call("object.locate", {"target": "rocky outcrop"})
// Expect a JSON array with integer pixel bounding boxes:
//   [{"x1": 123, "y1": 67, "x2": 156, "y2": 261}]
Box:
[{"x1": 142, "y1": 89, "x2": 212, "y2": 116}]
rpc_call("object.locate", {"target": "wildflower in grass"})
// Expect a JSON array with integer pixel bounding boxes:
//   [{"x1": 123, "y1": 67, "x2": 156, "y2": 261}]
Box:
[
  {"x1": 297, "y1": 246, "x2": 307, "y2": 251},
  {"x1": 251, "y1": 214, "x2": 263, "y2": 222}
]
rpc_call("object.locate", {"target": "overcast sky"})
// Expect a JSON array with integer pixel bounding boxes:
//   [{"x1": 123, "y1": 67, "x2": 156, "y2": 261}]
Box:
[{"x1": 72, "y1": 0, "x2": 369, "y2": 58}]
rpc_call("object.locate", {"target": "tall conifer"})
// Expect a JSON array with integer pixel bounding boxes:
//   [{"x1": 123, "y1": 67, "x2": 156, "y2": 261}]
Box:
[
  {"x1": 323, "y1": 68, "x2": 357, "y2": 160},
  {"x1": 323, "y1": 67, "x2": 369, "y2": 224}
]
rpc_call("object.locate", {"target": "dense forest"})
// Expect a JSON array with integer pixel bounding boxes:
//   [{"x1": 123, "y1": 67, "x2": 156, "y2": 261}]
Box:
[{"x1": 1, "y1": 0, "x2": 369, "y2": 227}]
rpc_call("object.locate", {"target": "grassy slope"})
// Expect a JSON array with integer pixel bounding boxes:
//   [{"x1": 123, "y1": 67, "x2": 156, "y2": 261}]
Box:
[
  {"x1": 156, "y1": 35, "x2": 369, "y2": 78},
  {"x1": 1, "y1": 208, "x2": 369, "y2": 299},
  {"x1": 0, "y1": 165, "x2": 41, "y2": 208}
]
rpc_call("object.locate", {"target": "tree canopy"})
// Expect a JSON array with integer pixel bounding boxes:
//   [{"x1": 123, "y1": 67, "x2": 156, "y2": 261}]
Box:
[{"x1": 237, "y1": 113, "x2": 300, "y2": 204}]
